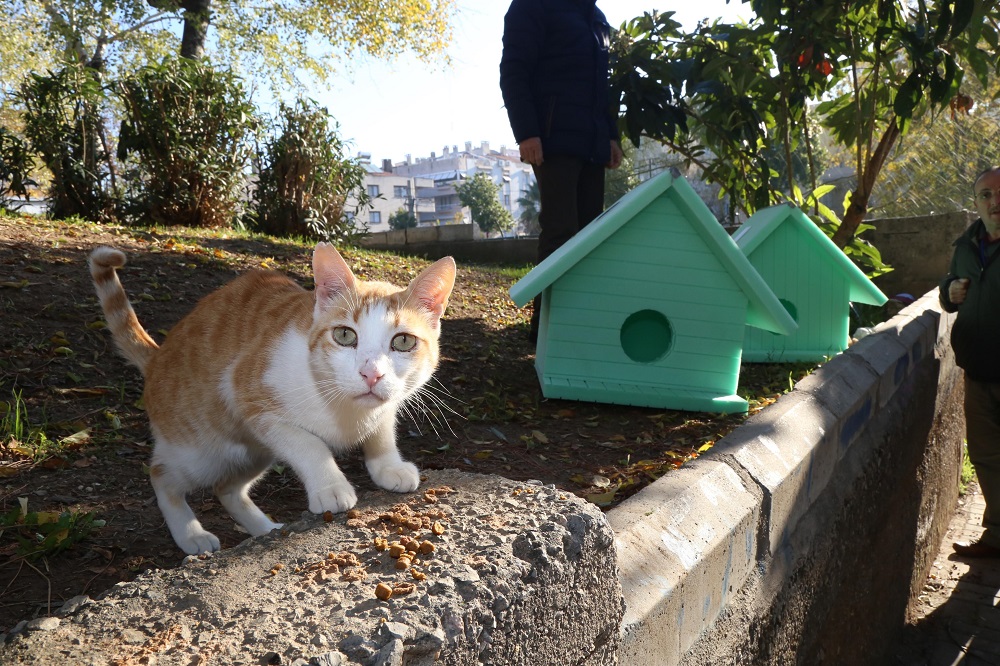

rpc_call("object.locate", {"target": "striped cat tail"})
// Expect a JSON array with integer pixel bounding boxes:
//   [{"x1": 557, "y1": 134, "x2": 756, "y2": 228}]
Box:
[{"x1": 88, "y1": 246, "x2": 159, "y2": 374}]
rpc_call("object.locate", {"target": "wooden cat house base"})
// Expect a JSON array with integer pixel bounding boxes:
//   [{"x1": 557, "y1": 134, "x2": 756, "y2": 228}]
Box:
[
  {"x1": 510, "y1": 171, "x2": 797, "y2": 414},
  {"x1": 733, "y1": 203, "x2": 887, "y2": 362}
]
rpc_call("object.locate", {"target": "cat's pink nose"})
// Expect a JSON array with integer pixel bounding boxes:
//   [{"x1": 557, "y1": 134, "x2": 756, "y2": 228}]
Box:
[{"x1": 360, "y1": 367, "x2": 383, "y2": 389}]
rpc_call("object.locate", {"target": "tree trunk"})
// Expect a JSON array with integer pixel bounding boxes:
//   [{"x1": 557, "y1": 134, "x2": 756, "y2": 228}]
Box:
[
  {"x1": 180, "y1": 0, "x2": 212, "y2": 59},
  {"x1": 831, "y1": 117, "x2": 901, "y2": 248}
]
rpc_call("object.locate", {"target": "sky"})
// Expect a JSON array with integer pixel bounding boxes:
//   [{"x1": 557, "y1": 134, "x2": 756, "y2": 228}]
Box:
[{"x1": 310, "y1": 1, "x2": 752, "y2": 166}]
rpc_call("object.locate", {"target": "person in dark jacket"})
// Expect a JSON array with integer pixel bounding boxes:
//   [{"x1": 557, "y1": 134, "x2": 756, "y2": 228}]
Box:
[
  {"x1": 941, "y1": 165, "x2": 1000, "y2": 557},
  {"x1": 499, "y1": 0, "x2": 623, "y2": 342}
]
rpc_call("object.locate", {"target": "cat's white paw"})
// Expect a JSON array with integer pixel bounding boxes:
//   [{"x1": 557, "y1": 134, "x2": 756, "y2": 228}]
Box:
[
  {"x1": 369, "y1": 460, "x2": 420, "y2": 493},
  {"x1": 176, "y1": 529, "x2": 221, "y2": 555},
  {"x1": 308, "y1": 483, "x2": 358, "y2": 515},
  {"x1": 245, "y1": 518, "x2": 284, "y2": 537}
]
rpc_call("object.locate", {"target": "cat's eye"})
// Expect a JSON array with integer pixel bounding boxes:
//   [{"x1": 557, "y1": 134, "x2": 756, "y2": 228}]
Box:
[
  {"x1": 332, "y1": 326, "x2": 357, "y2": 347},
  {"x1": 391, "y1": 333, "x2": 418, "y2": 352}
]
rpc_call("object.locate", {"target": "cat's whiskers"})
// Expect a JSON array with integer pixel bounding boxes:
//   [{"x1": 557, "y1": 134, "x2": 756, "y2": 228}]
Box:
[
  {"x1": 91, "y1": 242, "x2": 454, "y2": 556},
  {"x1": 399, "y1": 383, "x2": 461, "y2": 438}
]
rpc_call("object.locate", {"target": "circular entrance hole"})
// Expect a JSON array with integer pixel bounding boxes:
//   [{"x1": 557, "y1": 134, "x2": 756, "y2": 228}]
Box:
[
  {"x1": 620, "y1": 309, "x2": 673, "y2": 363},
  {"x1": 770, "y1": 298, "x2": 799, "y2": 336}
]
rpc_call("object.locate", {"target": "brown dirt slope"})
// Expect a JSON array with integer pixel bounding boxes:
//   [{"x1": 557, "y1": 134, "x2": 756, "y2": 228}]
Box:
[{"x1": 0, "y1": 214, "x2": 803, "y2": 632}]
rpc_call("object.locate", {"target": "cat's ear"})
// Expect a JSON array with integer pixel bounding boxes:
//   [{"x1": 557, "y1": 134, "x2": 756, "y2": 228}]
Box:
[
  {"x1": 408, "y1": 256, "x2": 456, "y2": 330},
  {"x1": 312, "y1": 242, "x2": 356, "y2": 314}
]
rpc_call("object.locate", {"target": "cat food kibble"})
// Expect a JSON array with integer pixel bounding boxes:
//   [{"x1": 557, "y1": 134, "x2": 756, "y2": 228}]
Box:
[{"x1": 375, "y1": 583, "x2": 393, "y2": 601}]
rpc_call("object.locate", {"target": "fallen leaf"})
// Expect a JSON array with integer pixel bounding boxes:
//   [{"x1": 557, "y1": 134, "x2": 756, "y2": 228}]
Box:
[
  {"x1": 590, "y1": 474, "x2": 611, "y2": 488},
  {"x1": 585, "y1": 487, "x2": 619, "y2": 507},
  {"x1": 531, "y1": 430, "x2": 549, "y2": 444}
]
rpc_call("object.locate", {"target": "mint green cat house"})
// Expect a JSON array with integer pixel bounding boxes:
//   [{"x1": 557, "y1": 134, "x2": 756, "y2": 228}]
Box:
[
  {"x1": 732, "y1": 203, "x2": 887, "y2": 363},
  {"x1": 509, "y1": 171, "x2": 797, "y2": 414}
]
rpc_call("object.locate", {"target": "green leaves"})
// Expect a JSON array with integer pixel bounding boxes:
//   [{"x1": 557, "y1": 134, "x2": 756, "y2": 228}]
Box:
[
  {"x1": 117, "y1": 57, "x2": 257, "y2": 228},
  {"x1": 249, "y1": 98, "x2": 371, "y2": 244},
  {"x1": 455, "y1": 173, "x2": 514, "y2": 238},
  {"x1": 0, "y1": 498, "x2": 105, "y2": 560},
  {"x1": 612, "y1": 0, "x2": 1000, "y2": 247},
  {"x1": 0, "y1": 127, "x2": 35, "y2": 212}
]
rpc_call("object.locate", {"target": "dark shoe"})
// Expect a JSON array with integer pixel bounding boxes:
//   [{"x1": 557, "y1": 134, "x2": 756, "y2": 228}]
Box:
[{"x1": 953, "y1": 539, "x2": 1000, "y2": 558}]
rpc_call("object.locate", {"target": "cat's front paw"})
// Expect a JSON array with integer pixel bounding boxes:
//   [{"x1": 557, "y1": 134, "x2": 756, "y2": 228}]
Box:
[
  {"x1": 369, "y1": 459, "x2": 420, "y2": 493},
  {"x1": 176, "y1": 528, "x2": 221, "y2": 555},
  {"x1": 308, "y1": 483, "x2": 358, "y2": 515}
]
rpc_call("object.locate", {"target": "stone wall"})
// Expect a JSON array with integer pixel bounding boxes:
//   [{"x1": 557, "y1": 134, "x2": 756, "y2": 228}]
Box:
[
  {"x1": 362, "y1": 225, "x2": 538, "y2": 265},
  {"x1": 0, "y1": 471, "x2": 623, "y2": 666},
  {"x1": 859, "y1": 211, "x2": 973, "y2": 299},
  {"x1": 611, "y1": 291, "x2": 965, "y2": 665}
]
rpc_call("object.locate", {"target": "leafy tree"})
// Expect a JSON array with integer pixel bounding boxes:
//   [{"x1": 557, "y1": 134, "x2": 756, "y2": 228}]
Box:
[
  {"x1": 0, "y1": 126, "x2": 35, "y2": 212},
  {"x1": 250, "y1": 98, "x2": 371, "y2": 243},
  {"x1": 389, "y1": 207, "x2": 418, "y2": 230},
  {"x1": 117, "y1": 56, "x2": 256, "y2": 228},
  {"x1": 874, "y1": 73, "x2": 1000, "y2": 218},
  {"x1": 0, "y1": 0, "x2": 456, "y2": 99},
  {"x1": 19, "y1": 66, "x2": 114, "y2": 220},
  {"x1": 515, "y1": 180, "x2": 540, "y2": 235},
  {"x1": 612, "y1": 1, "x2": 1000, "y2": 248},
  {"x1": 456, "y1": 172, "x2": 514, "y2": 238}
]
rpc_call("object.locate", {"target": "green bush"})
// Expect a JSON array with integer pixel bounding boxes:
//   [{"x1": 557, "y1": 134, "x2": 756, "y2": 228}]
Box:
[
  {"x1": 19, "y1": 66, "x2": 115, "y2": 221},
  {"x1": 389, "y1": 207, "x2": 418, "y2": 230},
  {"x1": 249, "y1": 98, "x2": 371, "y2": 243},
  {"x1": 0, "y1": 127, "x2": 36, "y2": 213},
  {"x1": 117, "y1": 57, "x2": 256, "y2": 228}
]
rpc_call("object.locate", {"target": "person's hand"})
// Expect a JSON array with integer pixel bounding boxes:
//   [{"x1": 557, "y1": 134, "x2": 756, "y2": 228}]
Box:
[
  {"x1": 519, "y1": 137, "x2": 543, "y2": 166},
  {"x1": 607, "y1": 141, "x2": 623, "y2": 169},
  {"x1": 949, "y1": 278, "x2": 971, "y2": 305}
]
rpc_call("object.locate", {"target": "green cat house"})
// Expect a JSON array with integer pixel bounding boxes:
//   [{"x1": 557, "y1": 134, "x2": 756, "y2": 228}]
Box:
[
  {"x1": 509, "y1": 171, "x2": 797, "y2": 414},
  {"x1": 732, "y1": 202, "x2": 887, "y2": 363}
]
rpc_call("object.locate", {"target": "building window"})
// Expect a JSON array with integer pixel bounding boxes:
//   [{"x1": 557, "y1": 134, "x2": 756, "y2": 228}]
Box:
[
  {"x1": 504, "y1": 194, "x2": 511, "y2": 207},
  {"x1": 394, "y1": 185, "x2": 408, "y2": 198},
  {"x1": 370, "y1": 211, "x2": 382, "y2": 225},
  {"x1": 368, "y1": 185, "x2": 380, "y2": 198}
]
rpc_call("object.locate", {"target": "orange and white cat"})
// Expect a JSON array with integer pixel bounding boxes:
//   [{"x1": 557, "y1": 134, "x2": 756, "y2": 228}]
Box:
[{"x1": 89, "y1": 243, "x2": 456, "y2": 555}]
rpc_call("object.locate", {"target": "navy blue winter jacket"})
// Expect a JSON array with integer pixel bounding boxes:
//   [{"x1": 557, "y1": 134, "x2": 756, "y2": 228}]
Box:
[{"x1": 499, "y1": 0, "x2": 618, "y2": 165}]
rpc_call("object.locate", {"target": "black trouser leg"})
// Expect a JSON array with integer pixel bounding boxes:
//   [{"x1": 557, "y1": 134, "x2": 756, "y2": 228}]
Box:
[{"x1": 528, "y1": 156, "x2": 606, "y2": 342}]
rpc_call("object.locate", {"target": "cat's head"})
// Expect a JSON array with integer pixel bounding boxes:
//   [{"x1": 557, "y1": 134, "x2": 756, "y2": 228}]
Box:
[{"x1": 308, "y1": 243, "x2": 456, "y2": 408}]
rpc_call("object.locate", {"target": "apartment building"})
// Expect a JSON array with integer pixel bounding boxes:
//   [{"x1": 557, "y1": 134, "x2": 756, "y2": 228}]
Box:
[{"x1": 352, "y1": 141, "x2": 536, "y2": 234}]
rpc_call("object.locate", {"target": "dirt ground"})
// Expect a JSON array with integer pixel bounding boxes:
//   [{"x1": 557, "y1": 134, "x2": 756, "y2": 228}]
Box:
[{"x1": 0, "y1": 214, "x2": 811, "y2": 632}]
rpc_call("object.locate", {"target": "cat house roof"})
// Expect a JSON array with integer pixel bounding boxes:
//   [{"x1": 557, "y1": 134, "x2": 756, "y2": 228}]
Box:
[
  {"x1": 510, "y1": 170, "x2": 796, "y2": 335},
  {"x1": 732, "y1": 202, "x2": 886, "y2": 305}
]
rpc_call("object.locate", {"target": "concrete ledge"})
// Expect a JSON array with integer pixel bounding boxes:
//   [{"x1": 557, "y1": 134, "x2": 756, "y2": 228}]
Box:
[
  {"x1": 610, "y1": 289, "x2": 966, "y2": 665},
  {"x1": 0, "y1": 471, "x2": 623, "y2": 666},
  {"x1": 610, "y1": 461, "x2": 760, "y2": 664}
]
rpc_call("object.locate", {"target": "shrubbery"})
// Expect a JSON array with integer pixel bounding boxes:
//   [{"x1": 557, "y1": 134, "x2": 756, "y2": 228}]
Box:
[
  {"x1": 249, "y1": 98, "x2": 371, "y2": 243},
  {"x1": 5, "y1": 60, "x2": 371, "y2": 240},
  {"x1": 117, "y1": 57, "x2": 257, "y2": 228},
  {"x1": 0, "y1": 127, "x2": 35, "y2": 213},
  {"x1": 19, "y1": 66, "x2": 115, "y2": 221}
]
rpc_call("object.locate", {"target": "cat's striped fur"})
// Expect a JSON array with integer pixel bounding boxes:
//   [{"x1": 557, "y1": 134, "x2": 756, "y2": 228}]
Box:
[{"x1": 89, "y1": 243, "x2": 455, "y2": 555}]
